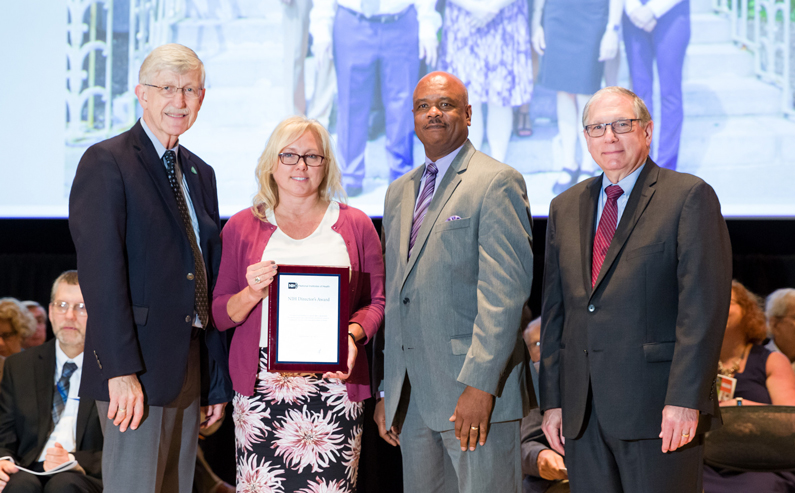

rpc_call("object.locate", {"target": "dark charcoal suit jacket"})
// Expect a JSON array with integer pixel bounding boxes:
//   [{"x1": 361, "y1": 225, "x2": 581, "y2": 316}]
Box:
[
  {"x1": 69, "y1": 120, "x2": 233, "y2": 407},
  {"x1": 539, "y1": 159, "x2": 732, "y2": 440},
  {"x1": 0, "y1": 340, "x2": 103, "y2": 478}
]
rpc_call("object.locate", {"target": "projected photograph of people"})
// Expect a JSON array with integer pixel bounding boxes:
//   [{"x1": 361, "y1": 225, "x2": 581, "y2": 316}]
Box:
[{"x1": 58, "y1": 0, "x2": 795, "y2": 217}]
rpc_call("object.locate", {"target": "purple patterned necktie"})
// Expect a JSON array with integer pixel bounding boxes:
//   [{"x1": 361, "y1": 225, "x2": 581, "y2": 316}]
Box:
[
  {"x1": 592, "y1": 185, "x2": 624, "y2": 287},
  {"x1": 408, "y1": 162, "x2": 438, "y2": 259}
]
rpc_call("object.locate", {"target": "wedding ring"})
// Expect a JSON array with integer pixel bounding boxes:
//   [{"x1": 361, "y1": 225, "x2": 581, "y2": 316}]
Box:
[
  {"x1": 470, "y1": 426, "x2": 479, "y2": 431},
  {"x1": 254, "y1": 276, "x2": 261, "y2": 284},
  {"x1": 681, "y1": 432, "x2": 690, "y2": 438},
  {"x1": 118, "y1": 408, "x2": 127, "y2": 413}
]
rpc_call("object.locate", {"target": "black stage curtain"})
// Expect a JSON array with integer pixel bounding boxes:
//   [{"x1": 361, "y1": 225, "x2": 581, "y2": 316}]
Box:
[{"x1": 1, "y1": 218, "x2": 793, "y2": 491}]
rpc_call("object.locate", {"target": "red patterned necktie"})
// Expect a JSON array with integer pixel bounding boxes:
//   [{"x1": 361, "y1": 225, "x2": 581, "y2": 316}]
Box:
[{"x1": 592, "y1": 185, "x2": 624, "y2": 287}]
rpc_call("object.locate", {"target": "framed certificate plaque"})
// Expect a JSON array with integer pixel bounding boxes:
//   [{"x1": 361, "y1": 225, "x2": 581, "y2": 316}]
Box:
[{"x1": 266, "y1": 265, "x2": 349, "y2": 373}]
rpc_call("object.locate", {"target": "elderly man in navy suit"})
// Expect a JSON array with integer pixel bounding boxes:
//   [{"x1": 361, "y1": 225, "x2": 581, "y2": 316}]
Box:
[{"x1": 69, "y1": 43, "x2": 233, "y2": 493}]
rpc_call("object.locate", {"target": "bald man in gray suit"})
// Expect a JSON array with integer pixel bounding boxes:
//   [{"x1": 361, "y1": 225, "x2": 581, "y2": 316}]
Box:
[{"x1": 375, "y1": 72, "x2": 535, "y2": 493}]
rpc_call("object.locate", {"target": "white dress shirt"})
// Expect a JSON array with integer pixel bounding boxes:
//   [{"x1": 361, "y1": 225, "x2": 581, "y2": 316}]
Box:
[
  {"x1": 624, "y1": 0, "x2": 685, "y2": 19},
  {"x1": 38, "y1": 345, "x2": 83, "y2": 461},
  {"x1": 259, "y1": 202, "x2": 351, "y2": 347},
  {"x1": 309, "y1": 0, "x2": 442, "y2": 47}
]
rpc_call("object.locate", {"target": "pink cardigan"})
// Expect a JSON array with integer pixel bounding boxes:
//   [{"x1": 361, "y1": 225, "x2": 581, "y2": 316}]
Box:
[{"x1": 211, "y1": 203, "x2": 385, "y2": 402}]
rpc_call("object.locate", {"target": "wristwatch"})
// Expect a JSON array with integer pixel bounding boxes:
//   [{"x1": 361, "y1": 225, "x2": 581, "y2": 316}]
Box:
[{"x1": 736, "y1": 397, "x2": 743, "y2": 406}]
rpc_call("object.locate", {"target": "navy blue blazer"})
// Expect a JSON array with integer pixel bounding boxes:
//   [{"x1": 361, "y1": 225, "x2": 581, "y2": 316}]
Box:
[{"x1": 69, "y1": 120, "x2": 233, "y2": 406}]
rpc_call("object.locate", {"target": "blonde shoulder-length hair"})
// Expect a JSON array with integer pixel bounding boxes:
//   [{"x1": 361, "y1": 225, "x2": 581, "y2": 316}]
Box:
[{"x1": 252, "y1": 116, "x2": 346, "y2": 221}]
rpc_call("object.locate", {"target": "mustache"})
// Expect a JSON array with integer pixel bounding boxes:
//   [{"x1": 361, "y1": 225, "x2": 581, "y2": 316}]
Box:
[
  {"x1": 164, "y1": 108, "x2": 189, "y2": 115},
  {"x1": 425, "y1": 118, "x2": 447, "y2": 127}
]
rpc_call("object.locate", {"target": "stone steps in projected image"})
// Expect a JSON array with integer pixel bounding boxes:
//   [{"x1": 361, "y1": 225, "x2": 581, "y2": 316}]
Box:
[
  {"x1": 682, "y1": 76, "x2": 781, "y2": 117},
  {"x1": 690, "y1": 12, "x2": 733, "y2": 44},
  {"x1": 678, "y1": 115, "x2": 795, "y2": 170}
]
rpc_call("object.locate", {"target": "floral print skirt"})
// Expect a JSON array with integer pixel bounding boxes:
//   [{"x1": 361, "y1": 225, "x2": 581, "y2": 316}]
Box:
[{"x1": 233, "y1": 348, "x2": 364, "y2": 493}]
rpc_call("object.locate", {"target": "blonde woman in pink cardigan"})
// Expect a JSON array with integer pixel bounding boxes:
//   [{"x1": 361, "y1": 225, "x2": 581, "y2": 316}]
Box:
[{"x1": 212, "y1": 116, "x2": 385, "y2": 492}]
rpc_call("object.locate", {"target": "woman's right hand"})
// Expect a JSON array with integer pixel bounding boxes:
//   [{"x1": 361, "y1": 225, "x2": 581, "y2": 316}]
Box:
[{"x1": 246, "y1": 261, "x2": 278, "y2": 299}]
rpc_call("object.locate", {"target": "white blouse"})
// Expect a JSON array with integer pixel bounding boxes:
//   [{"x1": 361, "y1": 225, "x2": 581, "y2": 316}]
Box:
[{"x1": 259, "y1": 202, "x2": 351, "y2": 347}]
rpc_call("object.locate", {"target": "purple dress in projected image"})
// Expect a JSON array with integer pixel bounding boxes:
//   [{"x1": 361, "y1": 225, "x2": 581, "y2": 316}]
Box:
[
  {"x1": 439, "y1": 0, "x2": 533, "y2": 106},
  {"x1": 703, "y1": 345, "x2": 795, "y2": 493}
]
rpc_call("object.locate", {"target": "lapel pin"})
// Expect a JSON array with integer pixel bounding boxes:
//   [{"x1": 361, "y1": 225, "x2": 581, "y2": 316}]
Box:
[{"x1": 191, "y1": 166, "x2": 198, "y2": 174}]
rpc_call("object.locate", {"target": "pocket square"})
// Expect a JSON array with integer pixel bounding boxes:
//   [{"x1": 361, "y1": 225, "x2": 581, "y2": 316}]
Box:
[{"x1": 446, "y1": 215, "x2": 462, "y2": 222}]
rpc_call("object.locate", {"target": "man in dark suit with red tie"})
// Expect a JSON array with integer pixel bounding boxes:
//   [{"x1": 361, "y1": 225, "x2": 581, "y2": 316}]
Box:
[
  {"x1": 69, "y1": 44, "x2": 233, "y2": 493},
  {"x1": 539, "y1": 86, "x2": 732, "y2": 492}
]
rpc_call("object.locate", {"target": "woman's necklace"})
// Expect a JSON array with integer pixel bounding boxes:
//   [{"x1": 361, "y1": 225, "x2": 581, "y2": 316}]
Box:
[{"x1": 718, "y1": 343, "x2": 751, "y2": 377}]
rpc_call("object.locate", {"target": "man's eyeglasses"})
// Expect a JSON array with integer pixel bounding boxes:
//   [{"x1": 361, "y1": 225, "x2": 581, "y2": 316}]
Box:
[
  {"x1": 143, "y1": 84, "x2": 203, "y2": 100},
  {"x1": 584, "y1": 118, "x2": 641, "y2": 138},
  {"x1": 278, "y1": 153, "x2": 325, "y2": 167},
  {"x1": 52, "y1": 301, "x2": 87, "y2": 317}
]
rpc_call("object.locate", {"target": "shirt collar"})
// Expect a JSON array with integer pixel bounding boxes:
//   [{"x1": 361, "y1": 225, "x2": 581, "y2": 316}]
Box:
[
  {"x1": 140, "y1": 117, "x2": 179, "y2": 161},
  {"x1": 601, "y1": 162, "x2": 645, "y2": 197},
  {"x1": 55, "y1": 342, "x2": 84, "y2": 373},
  {"x1": 424, "y1": 143, "x2": 465, "y2": 180}
]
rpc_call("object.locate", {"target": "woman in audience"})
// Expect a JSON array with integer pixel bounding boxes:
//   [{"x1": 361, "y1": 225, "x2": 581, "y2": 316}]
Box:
[
  {"x1": 0, "y1": 297, "x2": 36, "y2": 358},
  {"x1": 212, "y1": 116, "x2": 384, "y2": 492},
  {"x1": 704, "y1": 280, "x2": 795, "y2": 492}
]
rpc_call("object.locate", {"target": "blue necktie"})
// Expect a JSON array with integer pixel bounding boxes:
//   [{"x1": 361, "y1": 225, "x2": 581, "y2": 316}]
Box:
[{"x1": 52, "y1": 361, "x2": 78, "y2": 425}]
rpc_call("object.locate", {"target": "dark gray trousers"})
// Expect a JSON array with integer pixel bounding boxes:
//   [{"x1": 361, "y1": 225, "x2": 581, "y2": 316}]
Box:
[{"x1": 97, "y1": 337, "x2": 201, "y2": 493}]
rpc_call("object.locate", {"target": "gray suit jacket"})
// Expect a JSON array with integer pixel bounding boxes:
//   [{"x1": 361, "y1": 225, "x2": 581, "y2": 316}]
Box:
[
  {"x1": 539, "y1": 159, "x2": 732, "y2": 440},
  {"x1": 382, "y1": 140, "x2": 535, "y2": 431}
]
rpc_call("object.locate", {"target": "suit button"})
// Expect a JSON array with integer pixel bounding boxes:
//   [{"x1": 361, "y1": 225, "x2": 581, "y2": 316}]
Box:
[
  {"x1": 185, "y1": 315, "x2": 191, "y2": 323},
  {"x1": 588, "y1": 304, "x2": 595, "y2": 312},
  {"x1": 403, "y1": 298, "x2": 410, "y2": 305},
  {"x1": 584, "y1": 349, "x2": 588, "y2": 355},
  {"x1": 187, "y1": 273, "x2": 194, "y2": 280}
]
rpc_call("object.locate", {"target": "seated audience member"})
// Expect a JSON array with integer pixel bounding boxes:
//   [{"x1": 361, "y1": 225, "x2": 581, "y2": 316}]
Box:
[
  {"x1": 21, "y1": 301, "x2": 47, "y2": 349},
  {"x1": 704, "y1": 280, "x2": 795, "y2": 492},
  {"x1": 522, "y1": 316, "x2": 569, "y2": 493},
  {"x1": 0, "y1": 271, "x2": 103, "y2": 492},
  {"x1": 0, "y1": 298, "x2": 36, "y2": 358},
  {"x1": 766, "y1": 288, "x2": 795, "y2": 370}
]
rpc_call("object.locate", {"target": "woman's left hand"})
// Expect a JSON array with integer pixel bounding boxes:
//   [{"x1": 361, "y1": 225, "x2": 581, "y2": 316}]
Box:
[
  {"x1": 323, "y1": 336, "x2": 357, "y2": 381},
  {"x1": 323, "y1": 323, "x2": 363, "y2": 381}
]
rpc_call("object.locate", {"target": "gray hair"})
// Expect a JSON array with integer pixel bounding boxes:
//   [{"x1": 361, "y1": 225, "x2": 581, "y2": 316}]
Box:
[
  {"x1": 582, "y1": 86, "x2": 652, "y2": 127},
  {"x1": 21, "y1": 300, "x2": 43, "y2": 310},
  {"x1": 766, "y1": 288, "x2": 795, "y2": 319},
  {"x1": 139, "y1": 44, "x2": 205, "y2": 86}
]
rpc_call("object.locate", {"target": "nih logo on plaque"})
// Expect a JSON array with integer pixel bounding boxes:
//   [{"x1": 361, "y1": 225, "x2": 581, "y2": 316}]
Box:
[{"x1": 288, "y1": 282, "x2": 298, "y2": 289}]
